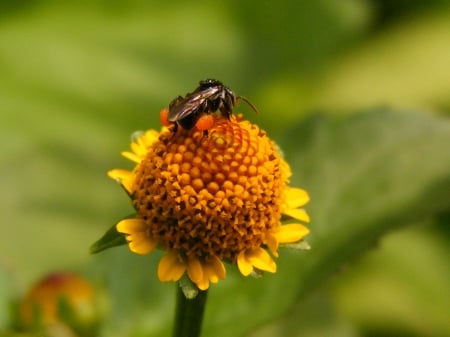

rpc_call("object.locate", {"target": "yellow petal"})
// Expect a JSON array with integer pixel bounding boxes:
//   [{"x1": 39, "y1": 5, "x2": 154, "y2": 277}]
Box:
[
  {"x1": 116, "y1": 219, "x2": 155, "y2": 254},
  {"x1": 203, "y1": 266, "x2": 218, "y2": 283},
  {"x1": 265, "y1": 234, "x2": 279, "y2": 257},
  {"x1": 107, "y1": 169, "x2": 134, "y2": 193},
  {"x1": 158, "y1": 252, "x2": 186, "y2": 282},
  {"x1": 273, "y1": 224, "x2": 310, "y2": 244},
  {"x1": 130, "y1": 142, "x2": 146, "y2": 157},
  {"x1": 196, "y1": 274, "x2": 210, "y2": 291},
  {"x1": 121, "y1": 151, "x2": 141, "y2": 164},
  {"x1": 284, "y1": 188, "x2": 310, "y2": 209},
  {"x1": 237, "y1": 251, "x2": 253, "y2": 276},
  {"x1": 247, "y1": 248, "x2": 277, "y2": 273},
  {"x1": 187, "y1": 256, "x2": 203, "y2": 284},
  {"x1": 283, "y1": 208, "x2": 310, "y2": 223},
  {"x1": 203, "y1": 256, "x2": 226, "y2": 283},
  {"x1": 128, "y1": 233, "x2": 156, "y2": 254},
  {"x1": 116, "y1": 218, "x2": 146, "y2": 234},
  {"x1": 107, "y1": 169, "x2": 133, "y2": 182},
  {"x1": 141, "y1": 130, "x2": 159, "y2": 146},
  {"x1": 209, "y1": 256, "x2": 226, "y2": 280}
]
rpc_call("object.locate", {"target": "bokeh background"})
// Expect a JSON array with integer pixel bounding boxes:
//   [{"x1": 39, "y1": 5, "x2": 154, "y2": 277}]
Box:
[{"x1": 1, "y1": 0, "x2": 449, "y2": 336}]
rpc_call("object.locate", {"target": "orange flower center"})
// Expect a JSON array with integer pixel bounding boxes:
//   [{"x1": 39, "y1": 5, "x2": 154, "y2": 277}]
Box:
[{"x1": 131, "y1": 115, "x2": 288, "y2": 263}]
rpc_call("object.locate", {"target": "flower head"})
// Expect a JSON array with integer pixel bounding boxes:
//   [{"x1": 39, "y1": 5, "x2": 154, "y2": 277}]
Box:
[
  {"x1": 108, "y1": 111, "x2": 310, "y2": 290},
  {"x1": 19, "y1": 272, "x2": 98, "y2": 333}
]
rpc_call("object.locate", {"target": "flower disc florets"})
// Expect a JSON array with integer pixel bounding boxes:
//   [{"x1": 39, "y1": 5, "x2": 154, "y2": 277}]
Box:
[{"x1": 109, "y1": 111, "x2": 310, "y2": 290}]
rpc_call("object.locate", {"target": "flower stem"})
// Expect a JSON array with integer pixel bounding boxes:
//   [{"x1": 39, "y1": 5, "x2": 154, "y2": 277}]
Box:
[{"x1": 172, "y1": 285, "x2": 208, "y2": 337}]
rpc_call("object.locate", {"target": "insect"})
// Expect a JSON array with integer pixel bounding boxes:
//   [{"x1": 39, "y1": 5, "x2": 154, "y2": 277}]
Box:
[{"x1": 160, "y1": 79, "x2": 258, "y2": 133}]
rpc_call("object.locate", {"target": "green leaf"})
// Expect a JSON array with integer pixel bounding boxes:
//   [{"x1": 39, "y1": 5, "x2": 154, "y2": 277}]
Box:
[
  {"x1": 248, "y1": 289, "x2": 358, "y2": 337},
  {"x1": 281, "y1": 108, "x2": 450, "y2": 291},
  {"x1": 332, "y1": 221, "x2": 450, "y2": 337},
  {"x1": 314, "y1": 10, "x2": 450, "y2": 111},
  {"x1": 90, "y1": 222, "x2": 128, "y2": 254}
]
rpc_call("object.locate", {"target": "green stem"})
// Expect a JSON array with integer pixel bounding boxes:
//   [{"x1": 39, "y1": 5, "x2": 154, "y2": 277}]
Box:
[{"x1": 172, "y1": 285, "x2": 208, "y2": 337}]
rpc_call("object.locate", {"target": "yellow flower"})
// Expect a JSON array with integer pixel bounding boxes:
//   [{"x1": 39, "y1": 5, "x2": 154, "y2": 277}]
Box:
[{"x1": 109, "y1": 112, "x2": 310, "y2": 290}]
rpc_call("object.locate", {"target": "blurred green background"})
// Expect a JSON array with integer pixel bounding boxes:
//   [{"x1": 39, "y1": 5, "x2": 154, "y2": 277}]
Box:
[{"x1": 1, "y1": 0, "x2": 449, "y2": 336}]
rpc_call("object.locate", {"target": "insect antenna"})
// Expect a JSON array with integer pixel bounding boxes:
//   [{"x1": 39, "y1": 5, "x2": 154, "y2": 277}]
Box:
[{"x1": 237, "y1": 96, "x2": 259, "y2": 114}]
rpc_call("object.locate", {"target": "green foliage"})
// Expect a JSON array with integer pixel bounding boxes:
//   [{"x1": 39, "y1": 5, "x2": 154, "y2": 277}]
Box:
[
  {"x1": 1, "y1": 0, "x2": 449, "y2": 336},
  {"x1": 90, "y1": 223, "x2": 128, "y2": 255}
]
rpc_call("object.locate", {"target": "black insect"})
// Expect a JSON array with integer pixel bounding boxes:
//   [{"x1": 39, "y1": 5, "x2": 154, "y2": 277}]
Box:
[{"x1": 162, "y1": 79, "x2": 257, "y2": 133}]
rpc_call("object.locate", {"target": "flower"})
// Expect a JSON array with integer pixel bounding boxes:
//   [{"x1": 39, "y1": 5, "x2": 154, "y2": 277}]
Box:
[
  {"x1": 19, "y1": 272, "x2": 98, "y2": 333},
  {"x1": 108, "y1": 110, "x2": 310, "y2": 290}
]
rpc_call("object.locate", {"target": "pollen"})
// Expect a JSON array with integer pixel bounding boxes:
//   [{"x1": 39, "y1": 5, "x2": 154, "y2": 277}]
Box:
[
  {"x1": 159, "y1": 108, "x2": 171, "y2": 127},
  {"x1": 195, "y1": 114, "x2": 215, "y2": 131}
]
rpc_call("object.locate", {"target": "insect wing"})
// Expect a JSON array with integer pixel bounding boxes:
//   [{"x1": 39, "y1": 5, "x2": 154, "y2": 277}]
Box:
[
  {"x1": 168, "y1": 86, "x2": 222, "y2": 122},
  {"x1": 168, "y1": 95, "x2": 201, "y2": 122}
]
